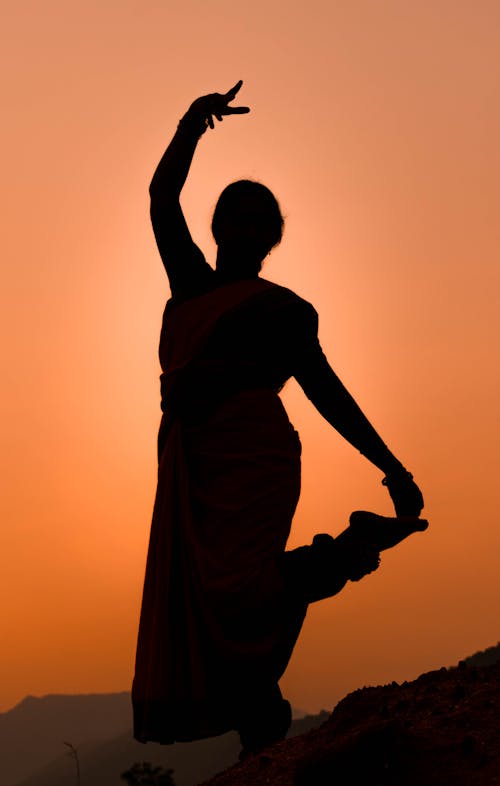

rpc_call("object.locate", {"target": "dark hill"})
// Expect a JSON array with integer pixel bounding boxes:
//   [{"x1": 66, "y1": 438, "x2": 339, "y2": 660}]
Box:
[
  {"x1": 464, "y1": 640, "x2": 500, "y2": 668},
  {"x1": 0, "y1": 692, "x2": 131, "y2": 786},
  {"x1": 201, "y1": 662, "x2": 500, "y2": 786},
  {"x1": 11, "y1": 703, "x2": 326, "y2": 786}
]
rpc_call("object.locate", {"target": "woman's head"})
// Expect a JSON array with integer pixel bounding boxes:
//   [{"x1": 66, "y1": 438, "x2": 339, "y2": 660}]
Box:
[{"x1": 212, "y1": 180, "x2": 284, "y2": 270}]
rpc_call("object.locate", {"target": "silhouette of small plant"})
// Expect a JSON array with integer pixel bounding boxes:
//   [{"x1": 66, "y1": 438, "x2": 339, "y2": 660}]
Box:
[
  {"x1": 121, "y1": 761, "x2": 176, "y2": 786},
  {"x1": 63, "y1": 741, "x2": 81, "y2": 786}
]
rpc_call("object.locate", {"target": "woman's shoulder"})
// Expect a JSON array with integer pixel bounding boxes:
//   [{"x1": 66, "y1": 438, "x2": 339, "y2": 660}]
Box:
[
  {"x1": 163, "y1": 276, "x2": 318, "y2": 332},
  {"x1": 258, "y1": 279, "x2": 318, "y2": 321}
]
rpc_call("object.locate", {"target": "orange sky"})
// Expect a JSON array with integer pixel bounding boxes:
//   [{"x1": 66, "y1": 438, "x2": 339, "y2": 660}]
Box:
[{"x1": 1, "y1": 0, "x2": 499, "y2": 714}]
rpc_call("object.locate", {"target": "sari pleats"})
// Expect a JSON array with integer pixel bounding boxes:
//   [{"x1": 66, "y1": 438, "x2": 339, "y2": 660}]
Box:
[{"x1": 133, "y1": 281, "x2": 308, "y2": 743}]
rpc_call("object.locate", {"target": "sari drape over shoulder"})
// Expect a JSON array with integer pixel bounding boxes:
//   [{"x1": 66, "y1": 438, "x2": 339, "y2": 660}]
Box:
[{"x1": 132, "y1": 279, "x2": 312, "y2": 743}]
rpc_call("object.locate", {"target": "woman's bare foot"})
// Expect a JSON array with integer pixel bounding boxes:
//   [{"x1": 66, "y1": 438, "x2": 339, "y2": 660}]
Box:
[{"x1": 336, "y1": 511, "x2": 429, "y2": 551}]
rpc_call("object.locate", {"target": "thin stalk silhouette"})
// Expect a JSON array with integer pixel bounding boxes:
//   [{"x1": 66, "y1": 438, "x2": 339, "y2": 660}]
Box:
[{"x1": 63, "y1": 740, "x2": 81, "y2": 786}]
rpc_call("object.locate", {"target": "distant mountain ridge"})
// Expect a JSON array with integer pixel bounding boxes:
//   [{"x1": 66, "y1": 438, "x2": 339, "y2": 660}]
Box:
[
  {"x1": 4, "y1": 642, "x2": 498, "y2": 786},
  {"x1": 2, "y1": 691, "x2": 326, "y2": 786},
  {"x1": 1, "y1": 692, "x2": 131, "y2": 786}
]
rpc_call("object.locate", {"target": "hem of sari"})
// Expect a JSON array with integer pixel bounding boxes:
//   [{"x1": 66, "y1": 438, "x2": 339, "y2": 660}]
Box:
[{"x1": 132, "y1": 697, "x2": 238, "y2": 744}]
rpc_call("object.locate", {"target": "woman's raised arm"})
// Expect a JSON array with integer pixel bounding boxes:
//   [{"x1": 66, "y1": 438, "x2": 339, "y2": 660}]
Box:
[{"x1": 149, "y1": 81, "x2": 249, "y2": 298}]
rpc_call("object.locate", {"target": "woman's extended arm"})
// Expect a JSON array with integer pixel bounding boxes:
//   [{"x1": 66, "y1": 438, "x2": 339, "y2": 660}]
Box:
[
  {"x1": 149, "y1": 81, "x2": 249, "y2": 297},
  {"x1": 294, "y1": 325, "x2": 424, "y2": 516}
]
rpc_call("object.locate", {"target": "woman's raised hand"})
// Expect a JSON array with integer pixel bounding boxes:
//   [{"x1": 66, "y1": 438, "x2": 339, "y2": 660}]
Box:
[{"x1": 183, "y1": 80, "x2": 250, "y2": 134}]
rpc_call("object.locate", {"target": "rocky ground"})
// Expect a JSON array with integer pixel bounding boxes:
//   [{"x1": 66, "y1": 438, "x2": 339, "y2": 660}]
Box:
[{"x1": 201, "y1": 661, "x2": 500, "y2": 785}]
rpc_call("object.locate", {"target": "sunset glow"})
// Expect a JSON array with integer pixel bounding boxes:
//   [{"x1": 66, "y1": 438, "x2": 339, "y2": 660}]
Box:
[{"x1": 2, "y1": 0, "x2": 499, "y2": 714}]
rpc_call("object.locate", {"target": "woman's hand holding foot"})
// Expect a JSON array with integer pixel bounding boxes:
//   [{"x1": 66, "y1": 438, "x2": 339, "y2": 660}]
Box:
[{"x1": 382, "y1": 468, "x2": 424, "y2": 517}]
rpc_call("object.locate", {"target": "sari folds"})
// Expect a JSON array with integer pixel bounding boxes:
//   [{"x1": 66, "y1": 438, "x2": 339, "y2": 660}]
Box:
[{"x1": 132, "y1": 280, "x2": 307, "y2": 743}]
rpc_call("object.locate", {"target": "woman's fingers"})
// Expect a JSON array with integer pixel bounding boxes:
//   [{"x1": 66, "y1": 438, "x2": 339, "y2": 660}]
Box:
[
  {"x1": 206, "y1": 103, "x2": 249, "y2": 128},
  {"x1": 220, "y1": 81, "x2": 249, "y2": 114},
  {"x1": 189, "y1": 82, "x2": 249, "y2": 131},
  {"x1": 224, "y1": 79, "x2": 243, "y2": 100}
]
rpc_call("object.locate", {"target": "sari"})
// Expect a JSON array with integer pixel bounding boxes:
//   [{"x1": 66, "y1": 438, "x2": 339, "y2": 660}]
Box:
[{"x1": 132, "y1": 278, "x2": 311, "y2": 743}]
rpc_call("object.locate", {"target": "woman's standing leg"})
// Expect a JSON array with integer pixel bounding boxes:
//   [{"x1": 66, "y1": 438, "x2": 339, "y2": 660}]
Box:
[{"x1": 236, "y1": 683, "x2": 292, "y2": 758}]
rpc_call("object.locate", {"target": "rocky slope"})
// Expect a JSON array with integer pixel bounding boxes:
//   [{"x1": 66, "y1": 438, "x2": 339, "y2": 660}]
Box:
[{"x1": 202, "y1": 661, "x2": 500, "y2": 786}]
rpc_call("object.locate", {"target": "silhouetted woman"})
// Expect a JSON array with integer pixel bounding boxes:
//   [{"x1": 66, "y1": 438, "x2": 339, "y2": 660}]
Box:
[{"x1": 132, "y1": 82, "x2": 426, "y2": 757}]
